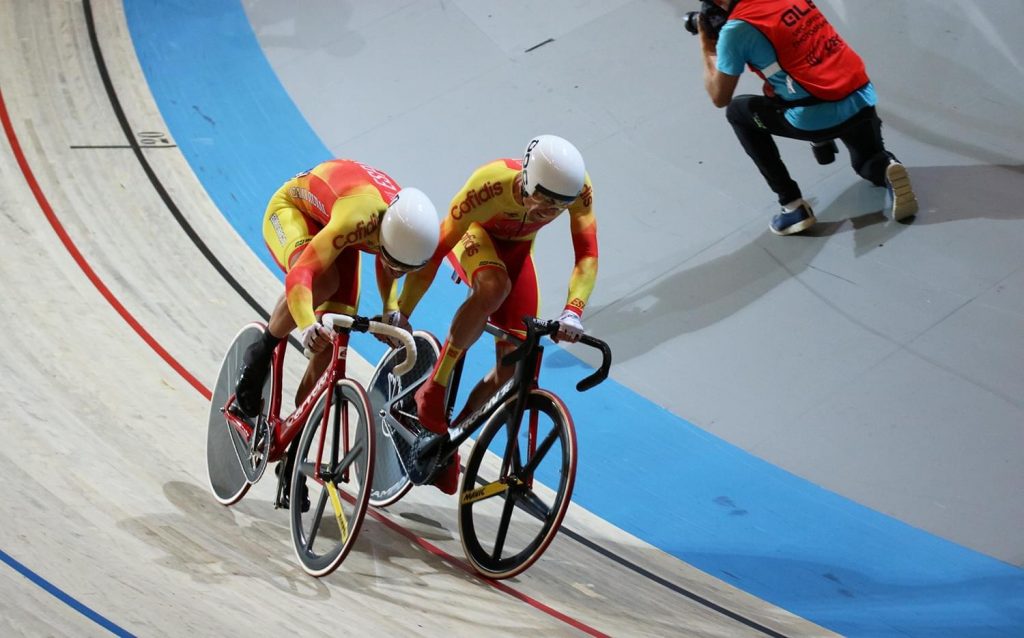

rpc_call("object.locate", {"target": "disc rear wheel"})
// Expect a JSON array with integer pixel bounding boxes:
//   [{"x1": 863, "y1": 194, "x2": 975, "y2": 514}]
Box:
[{"x1": 206, "y1": 323, "x2": 272, "y2": 505}]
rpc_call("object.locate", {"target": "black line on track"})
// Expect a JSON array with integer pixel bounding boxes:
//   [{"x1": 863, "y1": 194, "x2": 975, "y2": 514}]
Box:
[
  {"x1": 81, "y1": 0, "x2": 269, "y2": 323},
  {"x1": 80, "y1": 2, "x2": 789, "y2": 635},
  {"x1": 70, "y1": 144, "x2": 177, "y2": 149},
  {"x1": 525, "y1": 38, "x2": 555, "y2": 52},
  {"x1": 557, "y1": 524, "x2": 790, "y2": 637}
]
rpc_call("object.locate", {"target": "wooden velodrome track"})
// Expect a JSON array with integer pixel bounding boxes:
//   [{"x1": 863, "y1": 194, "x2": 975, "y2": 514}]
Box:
[{"x1": 0, "y1": 2, "x2": 839, "y2": 636}]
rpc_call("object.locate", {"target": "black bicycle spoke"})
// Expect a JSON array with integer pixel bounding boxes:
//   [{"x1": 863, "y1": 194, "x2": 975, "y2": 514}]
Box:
[
  {"x1": 304, "y1": 490, "x2": 329, "y2": 552},
  {"x1": 296, "y1": 459, "x2": 317, "y2": 481},
  {"x1": 458, "y1": 385, "x2": 581, "y2": 579},
  {"x1": 499, "y1": 422, "x2": 524, "y2": 477},
  {"x1": 490, "y1": 489, "x2": 519, "y2": 561},
  {"x1": 330, "y1": 441, "x2": 364, "y2": 482},
  {"x1": 521, "y1": 425, "x2": 559, "y2": 477},
  {"x1": 514, "y1": 488, "x2": 552, "y2": 521}
]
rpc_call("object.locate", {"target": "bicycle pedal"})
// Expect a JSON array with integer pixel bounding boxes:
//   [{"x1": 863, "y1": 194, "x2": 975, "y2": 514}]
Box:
[{"x1": 394, "y1": 431, "x2": 446, "y2": 485}]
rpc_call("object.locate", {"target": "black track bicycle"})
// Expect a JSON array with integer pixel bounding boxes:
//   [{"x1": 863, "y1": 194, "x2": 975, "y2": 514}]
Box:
[{"x1": 366, "y1": 316, "x2": 611, "y2": 579}]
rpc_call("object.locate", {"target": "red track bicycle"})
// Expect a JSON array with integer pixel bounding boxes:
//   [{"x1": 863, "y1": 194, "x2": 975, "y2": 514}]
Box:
[{"x1": 206, "y1": 313, "x2": 415, "y2": 576}]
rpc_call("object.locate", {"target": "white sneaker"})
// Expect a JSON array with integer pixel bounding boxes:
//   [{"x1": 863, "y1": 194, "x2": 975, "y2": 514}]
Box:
[{"x1": 885, "y1": 161, "x2": 918, "y2": 221}]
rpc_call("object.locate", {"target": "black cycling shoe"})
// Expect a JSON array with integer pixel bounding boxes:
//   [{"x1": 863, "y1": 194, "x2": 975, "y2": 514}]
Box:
[
  {"x1": 275, "y1": 461, "x2": 310, "y2": 513},
  {"x1": 234, "y1": 336, "x2": 276, "y2": 418},
  {"x1": 280, "y1": 480, "x2": 311, "y2": 513}
]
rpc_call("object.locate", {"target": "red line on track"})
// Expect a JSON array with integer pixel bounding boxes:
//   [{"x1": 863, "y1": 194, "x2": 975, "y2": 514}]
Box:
[
  {"x1": 0, "y1": 86, "x2": 608, "y2": 638},
  {"x1": 0, "y1": 87, "x2": 211, "y2": 401}
]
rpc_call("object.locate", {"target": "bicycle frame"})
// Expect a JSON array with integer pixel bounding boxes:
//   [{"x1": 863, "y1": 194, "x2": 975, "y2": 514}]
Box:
[
  {"x1": 221, "y1": 332, "x2": 348, "y2": 465},
  {"x1": 223, "y1": 314, "x2": 417, "y2": 470},
  {"x1": 382, "y1": 316, "x2": 610, "y2": 486},
  {"x1": 442, "y1": 323, "x2": 542, "y2": 472}
]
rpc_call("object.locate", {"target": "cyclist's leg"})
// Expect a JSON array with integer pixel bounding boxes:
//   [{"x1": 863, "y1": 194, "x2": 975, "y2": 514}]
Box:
[
  {"x1": 453, "y1": 239, "x2": 538, "y2": 423},
  {"x1": 452, "y1": 340, "x2": 517, "y2": 425},
  {"x1": 262, "y1": 186, "x2": 318, "y2": 339},
  {"x1": 236, "y1": 188, "x2": 315, "y2": 416},
  {"x1": 275, "y1": 249, "x2": 358, "y2": 507},
  {"x1": 416, "y1": 224, "x2": 508, "y2": 435},
  {"x1": 275, "y1": 436, "x2": 309, "y2": 512},
  {"x1": 447, "y1": 229, "x2": 510, "y2": 349},
  {"x1": 436, "y1": 241, "x2": 536, "y2": 495}
]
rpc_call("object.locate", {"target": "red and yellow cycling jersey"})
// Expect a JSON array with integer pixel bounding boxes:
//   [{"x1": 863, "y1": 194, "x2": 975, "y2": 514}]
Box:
[
  {"x1": 398, "y1": 158, "x2": 598, "y2": 325},
  {"x1": 262, "y1": 159, "x2": 401, "y2": 330}
]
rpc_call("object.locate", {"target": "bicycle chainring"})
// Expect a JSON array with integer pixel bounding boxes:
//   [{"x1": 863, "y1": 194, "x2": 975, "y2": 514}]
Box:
[{"x1": 392, "y1": 426, "x2": 446, "y2": 485}]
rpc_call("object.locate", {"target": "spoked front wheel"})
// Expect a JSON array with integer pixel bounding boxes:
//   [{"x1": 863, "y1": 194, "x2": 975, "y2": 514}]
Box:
[
  {"x1": 290, "y1": 379, "x2": 375, "y2": 577},
  {"x1": 206, "y1": 322, "x2": 272, "y2": 505},
  {"x1": 458, "y1": 389, "x2": 577, "y2": 579}
]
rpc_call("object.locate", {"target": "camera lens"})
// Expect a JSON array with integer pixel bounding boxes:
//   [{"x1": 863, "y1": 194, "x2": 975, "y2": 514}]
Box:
[
  {"x1": 683, "y1": 11, "x2": 700, "y2": 35},
  {"x1": 811, "y1": 140, "x2": 838, "y2": 165}
]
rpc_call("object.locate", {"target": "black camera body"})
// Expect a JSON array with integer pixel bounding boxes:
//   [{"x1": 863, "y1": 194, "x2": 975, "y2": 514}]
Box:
[{"x1": 683, "y1": 0, "x2": 730, "y2": 39}]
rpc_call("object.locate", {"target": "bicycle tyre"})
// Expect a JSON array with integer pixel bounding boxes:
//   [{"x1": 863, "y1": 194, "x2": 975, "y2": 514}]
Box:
[
  {"x1": 458, "y1": 389, "x2": 577, "y2": 579},
  {"x1": 366, "y1": 331, "x2": 440, "y2": 507},
  {"x1": 206, "y1": 322, "x2": 271, "y2": 505},
  {"x1": 290, "y1": 379, "x2": 375, "y2": 577}
]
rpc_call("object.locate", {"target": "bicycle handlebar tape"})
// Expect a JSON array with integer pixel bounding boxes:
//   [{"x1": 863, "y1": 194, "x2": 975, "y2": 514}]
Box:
[{"x1": 576, "y1": 335, "x2": 612, "y2": 392}]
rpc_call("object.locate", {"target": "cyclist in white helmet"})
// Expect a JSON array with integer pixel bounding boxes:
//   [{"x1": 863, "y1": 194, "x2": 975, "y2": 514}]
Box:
[
  {"x1": 392, "y1": 135, "x2": 599, "y2": 495},
  {"x1": 234, "y1": 160, "x2": 439, "y2": 428}
]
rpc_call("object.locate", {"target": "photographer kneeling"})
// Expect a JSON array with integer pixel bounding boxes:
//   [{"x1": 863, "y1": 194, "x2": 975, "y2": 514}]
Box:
[{"x1": 693, "y1": 0, "x2": 918, "y2": 235}]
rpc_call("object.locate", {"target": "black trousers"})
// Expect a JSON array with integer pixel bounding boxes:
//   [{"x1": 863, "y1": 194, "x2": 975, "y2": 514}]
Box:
[{"x1": 725, "y1": 96, "x2": 895, "y2": 206}]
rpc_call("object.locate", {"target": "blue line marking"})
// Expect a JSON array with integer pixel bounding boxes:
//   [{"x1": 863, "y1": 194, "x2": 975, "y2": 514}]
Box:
[
  {"x1": 0, "y1": 549, "x2": 134, "y2": 637},
  {"x1": 123, "y1": 1, "x2": 1024, "y2": 636}
]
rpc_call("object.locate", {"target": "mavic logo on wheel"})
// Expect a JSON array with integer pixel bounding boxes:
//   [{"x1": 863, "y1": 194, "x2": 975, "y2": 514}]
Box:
[{"x1": 461, "y1": 481, "x2": 510, "y2": 505}]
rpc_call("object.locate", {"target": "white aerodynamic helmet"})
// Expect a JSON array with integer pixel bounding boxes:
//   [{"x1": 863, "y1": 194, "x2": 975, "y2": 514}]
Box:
[
  {"x1": 521, "y1": 134, "x2": 585, "y2": 202},
  {"x1": 380, "y1": 187, "x2": 440, "y2": 270}
]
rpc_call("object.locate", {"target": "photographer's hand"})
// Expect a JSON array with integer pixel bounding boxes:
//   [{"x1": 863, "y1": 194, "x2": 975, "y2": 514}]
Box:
[
  {"x1": 698, "y1": 21, "x2": 738, "y2": 108},
  {"x1": 698, "y1": 21, "x2": 717, "y2": 56}
]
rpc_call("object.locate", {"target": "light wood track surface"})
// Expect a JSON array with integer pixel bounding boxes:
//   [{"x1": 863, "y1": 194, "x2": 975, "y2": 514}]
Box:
[{"x1": 0, "y1": 2, "x2": 836, "y2": 637}]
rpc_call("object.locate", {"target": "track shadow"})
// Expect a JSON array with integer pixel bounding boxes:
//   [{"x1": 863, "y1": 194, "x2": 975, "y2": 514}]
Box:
[
  {"x1": 584, "y1": 163, "x2": 1024, "y2": 364},
  {"x1": 116, "y1": 481, "x2": 330, "y2": 598},
  {"x1": 117, "y1": 481, "x2": 494, "y2": 606}
]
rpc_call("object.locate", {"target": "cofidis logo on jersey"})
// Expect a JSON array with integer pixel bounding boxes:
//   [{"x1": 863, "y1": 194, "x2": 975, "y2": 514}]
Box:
[
  {"x1": 332, "y1": 212, "x2": 380, "y2": 250},
  {"x1": 451, "y1": 181, "x2": 504, "y2": 220}
]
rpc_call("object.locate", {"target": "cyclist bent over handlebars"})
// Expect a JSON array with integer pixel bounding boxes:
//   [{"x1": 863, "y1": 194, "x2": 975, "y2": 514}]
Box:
[
  {"x1": 233, "y1": 159, "x2": 440, "y2": 506},
  {"x1": 393, "y1": 135, "x2": 600, "y2": 495}
]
